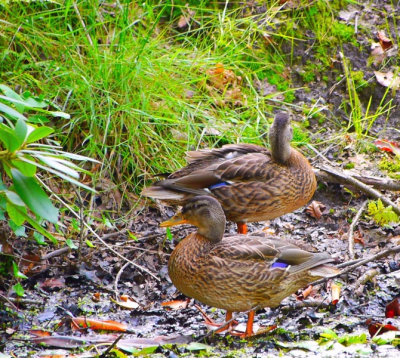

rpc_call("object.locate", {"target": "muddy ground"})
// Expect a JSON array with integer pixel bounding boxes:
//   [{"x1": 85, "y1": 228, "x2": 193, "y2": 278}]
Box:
[{"x1": 1, "y1": 0, "x2": 400, "y2": 357}]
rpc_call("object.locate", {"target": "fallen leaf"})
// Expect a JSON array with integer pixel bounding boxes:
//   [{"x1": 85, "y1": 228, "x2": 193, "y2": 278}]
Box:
[
  {"x1": 71, "y1": 317, "x2": 131, "y2": 332},
  {"x1": 370, "y1": 42, "x2": 386, "y2": 66},
  {"x1": 353, "y1": 230, "x2": 365, "y2": 246},
  {"x1": 385, "y1": 298, "x2": 400, "y2": 318},
  {"x1": 377, "y1": 31, "x2": 393, "y2": 51},
  {"x1": 161, "y1": 299, "x2": 190, "y2": 310},
  {"x1": 40, "y1": 278, "x2": 65, "y2": 289},
  {"x1": 366, "y1": 320, "x2": 398, "y2": 337},
  {"x1": 111, "y1": 297, "x2": 139, "y2": 310},
  {"x1": 374, "y1": 139, "x2": 400, "y2": 156},
  {"x1": 305, "y1": 201, "x2": 326, "y2": 220},
  {"x1": 331, "y1": 282, "x2": 341, "y2": 305},
  {"x1": 296, "y1": 285, "x2": 314, "y2": 301},
  {"x1": 374, "y1": 71, "x2": 400, "y2": 89}
]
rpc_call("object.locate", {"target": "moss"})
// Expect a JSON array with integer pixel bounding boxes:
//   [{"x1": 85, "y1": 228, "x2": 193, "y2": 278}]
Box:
[
  {"x1": 331, "y1": 22, "x2": 355, "y2": 43},
  {"x1": 378, "y1": 158, "x2": 400, "y2": 179},
  {"x1": 344, "y1": 162, "x2": 355, "y2": 169}
]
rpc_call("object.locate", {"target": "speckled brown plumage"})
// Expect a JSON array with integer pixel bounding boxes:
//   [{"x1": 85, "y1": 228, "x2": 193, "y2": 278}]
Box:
[
  {"x1": 143, "y1": 113, "x2": 316, "y2": 228},
  {"x1": 168, "y1": 232, "x2": 337, "y2": 312},
  {"x1": 161, "y1": 196, "x2": 340, "y2": 337}
]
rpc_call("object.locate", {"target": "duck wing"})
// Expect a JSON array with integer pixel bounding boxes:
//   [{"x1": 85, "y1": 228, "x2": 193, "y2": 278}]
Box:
[
  {"x1": 142, "y1": 144, "x2": 276, "y2": 200},
  {"x1": 211, "y1": 235, "x2": 335, "y2": 274}
]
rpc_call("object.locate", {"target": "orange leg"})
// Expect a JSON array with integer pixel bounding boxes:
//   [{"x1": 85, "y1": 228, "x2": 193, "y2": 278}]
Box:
[
  {"x1": 194, "y1": 305, "x2": 238, "y2": 332},
  {"x1": 215, "y1": 311, "x2": 238, "y2": 333},
  {"x1": 237, "y1": 222, "x2": 248, "y2": 234},
  {"x1": 231, "y1": 311, "x2": 255, "y2": 338}
]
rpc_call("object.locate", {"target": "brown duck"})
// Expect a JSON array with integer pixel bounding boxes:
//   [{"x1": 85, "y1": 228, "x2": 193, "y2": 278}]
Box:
[
  {"x1": 161, "y1": 196, "x2": 340, "y2": 338},
  {"x1": 143, "y1": 112, "x2": 316, "y2": 234}
]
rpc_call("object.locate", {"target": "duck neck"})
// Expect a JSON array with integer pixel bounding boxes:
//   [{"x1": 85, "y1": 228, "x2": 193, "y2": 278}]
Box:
[
  {"x1": 270, "y1": 134, "x2": 292, "y2": 164},
  {"x1": 197, "y1": 216, "x2": 226, "y2": 243}
]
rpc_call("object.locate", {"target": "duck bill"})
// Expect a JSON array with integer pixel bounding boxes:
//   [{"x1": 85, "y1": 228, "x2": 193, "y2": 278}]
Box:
[{"x1": 160, "y1": 212, "x2": 188, "y2": 227}]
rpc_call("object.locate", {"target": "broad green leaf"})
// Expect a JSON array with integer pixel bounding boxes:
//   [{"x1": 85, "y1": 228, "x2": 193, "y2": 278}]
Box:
[
  {"x1": 186, "y1": 342, "x2": 212, "y2": 351},
  {"x1": 0, "y1": 194, "x2": 7, "y2": 210},
  {"x1": 0, "y1": 126, "x2": 21, "y2": 152},
  {"x1": 28, "y1": 115, "x2": 50, "y2": 124},
  {"x1": 0, "y1": 93, "x2": 48, "y2": 109},
  {"x1": 9, "y1": 220, "x2": 27, "y2": 237},
  {"x1": 27, "y1": 126, "x2": 54, "y2": 143},
  {"x1": 0, "y1": 85, "x2": 25, "y2": 112},
  {"x1": 19, "y1": 158, "x2": 96, "y2": 192},
  {"x1": 12, "y1": 283, "x2": 25, "y2": 297},
  {"x1": 66, "y1": 239, "x2": 78, "y2": 249},
  {"x1": 6, "y1": 202, "x2": 26, "y2": 226},
  {"x1": 49, "y1": 111, "x2": 70, "y2": 119},
  {"x1": 33, "y1": 232, "x2": 47, "y2": 245},
  {"x1": 5, "y1": 190, "x2": 25, "y2": 207},
  {"x1": 12, "y1": 205, "x2": 57, "y2": 244},
  {"x1": 11, "y1": 160, "x2": 37, "y2": 177},
  {"x1": 11, "y1": 168, "x2": 59, "y2": 223},
  {"x1": 0, "y1": 102, "x2": 26, "y2": 120},
  {"x1": 12, "y1": 262, "x2": 28, "y2": 279},
  {"x1": 14, "y1": 118, "x2": 28, "y2": 143},
  {"x1": 36, "y1": 155, "x2": 80, "y2": 179}
]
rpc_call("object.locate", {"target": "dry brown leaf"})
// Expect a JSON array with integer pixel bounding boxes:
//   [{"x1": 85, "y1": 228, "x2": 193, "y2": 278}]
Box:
[
  {"x1": 353, "y1": 229, "x2": 365, "y2": 246},
  {"x1": 377, "y1": 30, "x2": 393, "y2": 51},
  {"x1": 296, "y1": 285, "x2": 314, "y2": 301},
  {"x1": 206, "y1": 63, "x2": 239, "y2": 90},
  {"x1": 305, "y1": 201, "x2": 326, "y2": 220}
]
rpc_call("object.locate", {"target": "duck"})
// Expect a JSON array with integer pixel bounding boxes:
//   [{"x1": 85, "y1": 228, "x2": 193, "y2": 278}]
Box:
[
  {"x1": 143, "y1": 112, "x2": 316, "y2": 234},
  {"x1": 161, "y1": 196, "x2": 340, "y2": 338}
]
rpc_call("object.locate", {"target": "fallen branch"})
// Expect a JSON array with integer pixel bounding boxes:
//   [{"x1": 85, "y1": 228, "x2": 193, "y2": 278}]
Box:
[
  {"x1": 318, "y1": 164, "x2": 400, "y2": 216},
  {"x1": 312, "y1": 243, "x2": 400, "y2": 285},
  {"x1": 281, "y1": 300, "x2": 330, "y2": 311},
  {"x1": 348, "y1": 200, "x2": 368, "y2": 259},
  {"x1": 315, "y1": 169, "x2": 400, "y2": 191}
]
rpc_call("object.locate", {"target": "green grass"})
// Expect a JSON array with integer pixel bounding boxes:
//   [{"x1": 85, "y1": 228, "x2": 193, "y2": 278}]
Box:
[{"x1": 1, "y1": 0, "x2": 398, "y2": 207}]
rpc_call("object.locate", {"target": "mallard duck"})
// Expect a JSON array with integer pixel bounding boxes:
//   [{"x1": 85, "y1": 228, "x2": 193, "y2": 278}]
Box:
[
  {"x1": 161, "y1": 196, "x2": 340, "y2": 338},
  {"x1": 143, "y1": 112, "x2": 316, "y2": 234}
]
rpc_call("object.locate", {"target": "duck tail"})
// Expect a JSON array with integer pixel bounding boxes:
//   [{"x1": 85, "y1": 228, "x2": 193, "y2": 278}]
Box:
[
  {"x1": 309, "y1": 264, "x2": 340, "y2": 277},
  {"x1": 141, "y1": 186, "x2": 186, "y2": 200}
]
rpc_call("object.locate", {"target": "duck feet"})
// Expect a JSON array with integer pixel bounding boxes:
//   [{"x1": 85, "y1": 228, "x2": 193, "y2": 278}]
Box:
[
  {"x1": 237, "y1": 222, "x2": 248, "y2": 234},
  {"x1": 194, "y1": 305, "x2": 238, "y2": 333},
  {"x1": 230, "y1": 311, "x2": 255, "y2": 338}
]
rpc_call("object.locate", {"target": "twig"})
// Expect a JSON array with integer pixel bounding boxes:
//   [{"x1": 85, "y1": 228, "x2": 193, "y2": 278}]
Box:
[
  {"x1": 350, "y1": 269, "x2": 380, "y2": 291},
  {"x1": 281, "y1": 300, "x2": 330, "y2": 311},
  {"x1": 319, "y1": 164, "x2": 400, "y2": 216},
  {"x1": 315, "y1": 169, "x2": 400, "y2": 191},
  {"x1": 99, "y1": 334, "x2": 124, "y2": 358},
  {"x1": 41, "y1": 247, "x2": 70, "y2": 261},
  {"x1": 336, "y1": 258, "x2": 364, "y2": 268},
  {"x1": 312, "y1": 243, "x2": 400, "y2": 285},
  {"x1": 348, "y1": 200, "x2": 368, "y2": 259},
  {"x1": 114, "y1": 261, "x2": 130, "y2": 299},
  {"x1": 1, "y1": 296, "x2": 42, "y2": 305}
]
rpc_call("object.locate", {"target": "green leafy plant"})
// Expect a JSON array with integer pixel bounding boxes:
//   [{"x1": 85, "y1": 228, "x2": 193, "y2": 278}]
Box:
[
  {"x1": 0, "y1": 85, "x2": 97, "y2": 244},
  {"x1": 368, "y1": 199, "x2": 400, "y2": 226},
  {"x1": 319, "y1": 328, "x2": 367, "y2": 347}
]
